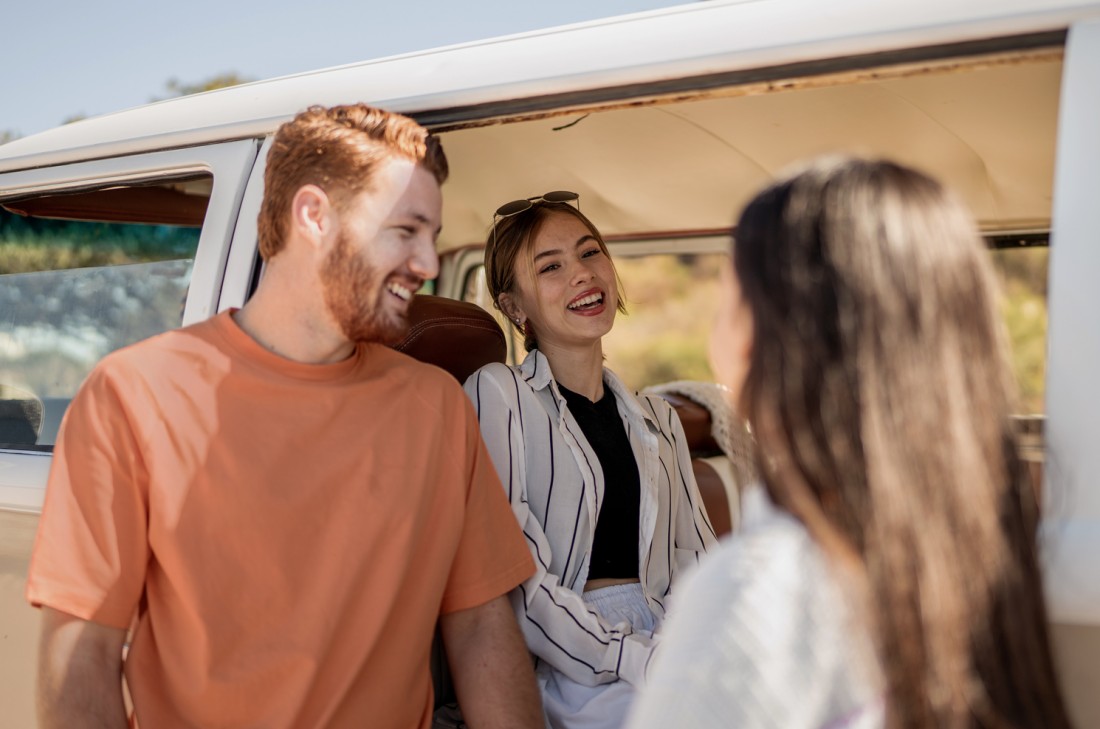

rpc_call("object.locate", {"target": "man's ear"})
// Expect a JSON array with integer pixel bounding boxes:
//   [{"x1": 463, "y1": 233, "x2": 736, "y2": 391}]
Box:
[
  {"x1": 497, "y1": 293, "x2": 525, "y2": 326},
  {"x1": 289, "y1": 184, "x2": 333, "y2": 251}
]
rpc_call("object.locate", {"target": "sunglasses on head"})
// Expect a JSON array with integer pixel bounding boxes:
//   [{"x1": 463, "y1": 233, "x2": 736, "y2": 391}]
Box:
[{"x1": 493, "y1": 190, "x2": 580, "y2": 220}]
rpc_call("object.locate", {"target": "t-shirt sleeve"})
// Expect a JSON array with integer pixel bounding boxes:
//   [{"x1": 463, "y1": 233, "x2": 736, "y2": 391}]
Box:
[
  {"x1": 439, "y1": 394, "x2": 536, "y2": 614},
  {"x1": 25, "y1": 362, "x2": 149, "y2": 629}
]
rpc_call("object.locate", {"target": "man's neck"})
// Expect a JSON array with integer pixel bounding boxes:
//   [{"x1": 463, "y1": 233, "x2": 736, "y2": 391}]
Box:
[{"x1": 233, "y1": 267, "x2": 356, "y2": 365}]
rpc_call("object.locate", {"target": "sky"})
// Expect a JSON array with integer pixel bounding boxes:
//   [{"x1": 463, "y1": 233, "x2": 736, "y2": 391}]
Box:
[{"x1": 3, "y1": 0, "x2": 694, "y2": 140}]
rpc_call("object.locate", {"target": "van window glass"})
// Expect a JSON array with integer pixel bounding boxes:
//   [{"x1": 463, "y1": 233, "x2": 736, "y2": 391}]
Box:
[
  {"x1": 601, "y1": 253, "x2": 724, "y2": 390},
  {"x1": 989, "y1": 246, "x2": 1048, "y2": 415},
  {"x1": 0, "y1": 176, "x2": 211, "y2": 451},
  {"x1": 462, "y1": 247, "x2": 1047, "y2": 416}
]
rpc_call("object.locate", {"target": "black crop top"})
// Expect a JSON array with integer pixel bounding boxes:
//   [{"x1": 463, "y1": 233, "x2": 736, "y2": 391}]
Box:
[{"x1": 557, "y1": 382, "x2": 641, "y2": 581}]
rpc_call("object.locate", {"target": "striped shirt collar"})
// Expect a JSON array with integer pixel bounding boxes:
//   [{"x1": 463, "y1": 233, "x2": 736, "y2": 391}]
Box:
[{"x1": 519, "y1": 348, "x2": 659, "y2": 430}]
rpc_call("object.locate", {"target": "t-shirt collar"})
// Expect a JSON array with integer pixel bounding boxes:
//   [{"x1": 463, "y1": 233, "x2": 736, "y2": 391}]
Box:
[{"x1": 216, "y1": 309, "x2": 366, "y2": 382}]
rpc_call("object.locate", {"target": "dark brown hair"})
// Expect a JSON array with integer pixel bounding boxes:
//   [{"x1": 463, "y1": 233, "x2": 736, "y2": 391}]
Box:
[
  {"x1": 733, "y1": 157, "x2": 1071, "y2": 728},
  {"x1": 484, "y1": 201, "x2": 626, "y2": 351},
  {"x1": 257, "y1": 103, "x2": 448, "y2": 259}
]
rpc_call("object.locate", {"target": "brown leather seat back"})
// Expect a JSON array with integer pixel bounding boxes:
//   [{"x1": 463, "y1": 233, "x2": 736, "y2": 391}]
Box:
[
  {"x1": 656, "y1": 391, "x2": 735, "y2": 538},
  {"x1": 692, "y1": 459, "x2": 732, "y2": 537},
  {"x1": 392, "y1": 295, "x2": 507, "y2": 382}
]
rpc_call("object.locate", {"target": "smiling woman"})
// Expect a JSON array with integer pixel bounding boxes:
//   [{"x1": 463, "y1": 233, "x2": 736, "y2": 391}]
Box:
[
  {"x1": 500, "y1": 212, "x2": 620, "y2": 356},
  {"x1": 462, "y1": 195, "x2": 716, "y2": 729}
]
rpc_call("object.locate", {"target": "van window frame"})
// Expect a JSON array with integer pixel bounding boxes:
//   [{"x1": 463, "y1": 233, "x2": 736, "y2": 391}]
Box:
[{"x1": 0, "y1": 140, "x2": 260, "y2": 512}]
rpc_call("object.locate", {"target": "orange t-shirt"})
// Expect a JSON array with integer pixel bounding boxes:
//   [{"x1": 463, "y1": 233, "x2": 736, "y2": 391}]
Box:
[{"x1": 27, "y1": 311, "x2": 535, "y2": 728}]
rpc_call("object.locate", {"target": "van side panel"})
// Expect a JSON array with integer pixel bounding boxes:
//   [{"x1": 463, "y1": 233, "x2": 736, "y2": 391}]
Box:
[
  {"x1": 0, "y1": 510, "x2": 43, "y2": 729},
  {"x1": 1045, "y1": 17, "x2": 1100, "y2": 728}
]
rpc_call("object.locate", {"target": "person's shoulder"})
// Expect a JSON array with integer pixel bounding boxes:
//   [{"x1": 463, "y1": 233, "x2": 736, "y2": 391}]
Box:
[
  {"x1": 636, "y1": 390, "x2": 673, "y2": 416},
  {"x1": 661, "y1": 501, "x2": 822, "y2": 664},
  {"x1": 736, "y1": 489, "x2": 813, "y2": 548},
  {"x1": 463, "y1": 361, "x2": 527, "y2": 395},
  {"x1": 698, "y1": 493, "x2": 820, "y2": 594},
  {"x1": 69, "y1": 319, "x2": 222, "y2": 410},
  {"x1": 97, "y1": 316, "x2": 222, "y2": 376},
  {"x1": 467, "y1": 360, "x2": 517, "y2": 383},
  {"x1": 662, "y1": 496, "x2": 880, "y2": 728},
  {"x1": 632, "y1": 388, "x2": 681, "y2": 433}
]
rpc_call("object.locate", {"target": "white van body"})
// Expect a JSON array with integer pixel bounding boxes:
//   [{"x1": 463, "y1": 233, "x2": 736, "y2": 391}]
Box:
[{"x1": 2, "y1": 0, "x2": 1098, "y2": 724}]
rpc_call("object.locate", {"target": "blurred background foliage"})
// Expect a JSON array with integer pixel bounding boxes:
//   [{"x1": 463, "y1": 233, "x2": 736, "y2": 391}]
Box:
[
  {"x1": 603, "y1": 247, "x2": 1048, "y2": 414},
  {"x1": 991, "y1": 247, "x2": 1049, "y2": 413},
  {"x1": 157, "y1": 72, "x2": 253, "y2": 101},
  {"x1": 0, "y1": 210, "x2": 200, "y2": 274},
  {"x1": 603, "y1": 253, "x2": 722, "y2": 389}
]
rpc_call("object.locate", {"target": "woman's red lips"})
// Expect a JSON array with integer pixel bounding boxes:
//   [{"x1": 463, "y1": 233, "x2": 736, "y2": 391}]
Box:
[
  {"x1": 567, "y1": 288, "x2": 606, "y2": 315},
  {"x1": 568, "y1": 288, "x2": 603, "y2": 308}
]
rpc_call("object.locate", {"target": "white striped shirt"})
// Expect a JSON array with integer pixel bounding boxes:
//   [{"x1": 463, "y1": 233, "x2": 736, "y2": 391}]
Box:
[{"x1": 463, "y1": 349, "x2": 717, "y2": 687}]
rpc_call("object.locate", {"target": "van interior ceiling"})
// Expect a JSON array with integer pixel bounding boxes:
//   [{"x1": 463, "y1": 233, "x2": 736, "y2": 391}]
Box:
[{"x1": 434, "y1": 47, "x2": 1062, "y2": 252}]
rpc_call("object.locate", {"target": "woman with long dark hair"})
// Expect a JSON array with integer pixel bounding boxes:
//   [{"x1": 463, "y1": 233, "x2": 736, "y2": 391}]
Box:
[{"x1": 629, "y1": 157, "x2": 1072, "y2": 729}]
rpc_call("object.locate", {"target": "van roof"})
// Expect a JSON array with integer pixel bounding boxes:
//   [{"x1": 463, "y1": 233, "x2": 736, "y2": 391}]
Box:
[{"x1": 1, "y1": 0, "x2": 1097, "y2": 174}]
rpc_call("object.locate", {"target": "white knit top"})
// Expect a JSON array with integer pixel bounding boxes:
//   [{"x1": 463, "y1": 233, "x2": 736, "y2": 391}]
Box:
[{"x1": 626, "y1": 486, "x2": 885, "y2": 729}]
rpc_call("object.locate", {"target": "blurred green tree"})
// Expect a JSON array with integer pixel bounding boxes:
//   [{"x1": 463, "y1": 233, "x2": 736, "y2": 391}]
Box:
[{"x1": 158, "y1": 72, "x2": 252, "y2": 100}]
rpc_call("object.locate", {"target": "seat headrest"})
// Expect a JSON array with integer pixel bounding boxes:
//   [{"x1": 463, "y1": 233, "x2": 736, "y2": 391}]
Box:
[
  {"x1": 392, "y1": 295, "x2": 507, "y2": 383},
  {"x1": 0, "y1": 387, "x2": 43, "y2": 447}
]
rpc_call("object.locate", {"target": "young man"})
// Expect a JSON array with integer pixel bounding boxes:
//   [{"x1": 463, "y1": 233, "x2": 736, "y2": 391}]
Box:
[{"x1": 27, "y1": 104, "x2": 542, "y2": 729}]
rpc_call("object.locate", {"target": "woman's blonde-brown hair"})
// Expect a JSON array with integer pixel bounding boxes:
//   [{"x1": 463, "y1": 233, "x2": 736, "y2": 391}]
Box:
[
  {"x1": 733, "y1": 157, "x2": 1071, "y2": 728},
  {"x1": 484, "y1": 201, "x2": 626, "y2": 351},
  {"x1": 256, "y1": 103, "x2": 448, "y2": 260}
]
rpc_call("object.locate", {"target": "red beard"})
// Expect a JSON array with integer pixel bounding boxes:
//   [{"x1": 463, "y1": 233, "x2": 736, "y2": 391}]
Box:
[{"x1": 320, "y1": 230, "x2": 408, "y2": 345}]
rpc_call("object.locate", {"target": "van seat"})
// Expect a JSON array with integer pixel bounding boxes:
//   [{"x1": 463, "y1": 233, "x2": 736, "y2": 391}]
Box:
[
  {"x1": 393, "y1": 295, "x2": 508, "y2": 382},
  {"x1": 648, "y1": 385, "x2": 753, "y2": 538},
  {"x1": 692, "y1": 456, "x2": 738, "y2": 538},
  {"x1": 0, "y1": 387, "x2": 43, "y2": 447}
]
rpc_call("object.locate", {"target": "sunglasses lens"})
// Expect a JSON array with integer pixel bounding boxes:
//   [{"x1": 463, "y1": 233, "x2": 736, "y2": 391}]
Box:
[
  {"x1": 541, "y1": 190, "x2": 579, "y2": 204},
  {"x1": 496, "y1": 199, "x2": 533, "y2": 217}
]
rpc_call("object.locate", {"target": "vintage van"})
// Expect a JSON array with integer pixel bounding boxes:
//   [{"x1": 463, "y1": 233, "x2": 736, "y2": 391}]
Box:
[{"x1": 2, "y1": 0, "x2": 1099, "y2": 724}]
